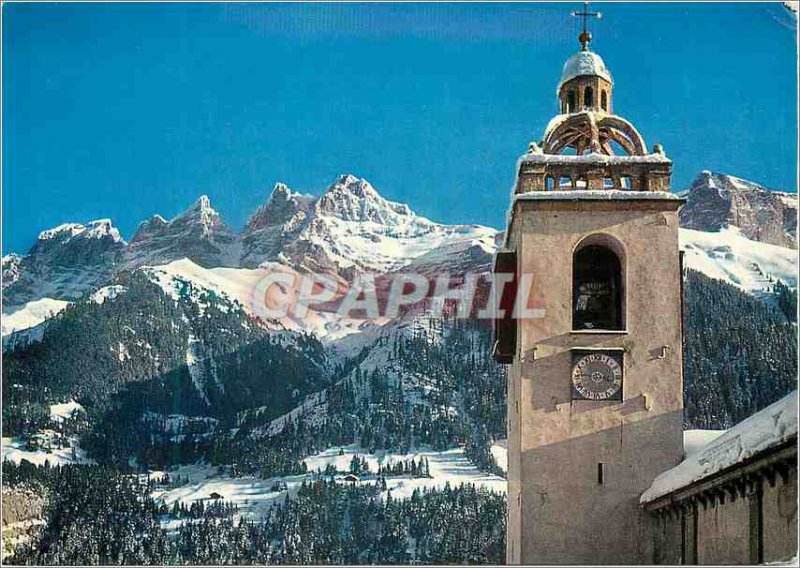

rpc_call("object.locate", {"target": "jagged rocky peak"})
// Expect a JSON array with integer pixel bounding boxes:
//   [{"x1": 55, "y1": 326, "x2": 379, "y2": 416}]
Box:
[
  {"x1": 125, "y1": 194, "x2": 238, "y2": 269},
  {"x1": 36, "y1": 219, "x2": 124, "y2": 245},
  {"x1": 3, "y1": 219, "x2": 127, "y2": 310},
  {"x1": 1, "y1": 254, "x2": 23, "y2": 289},
  {"x1": 130, "y1": 215, "x2": 167, "y2": 243},
  {"x1": 244, "y1": 182, "x2": 314, "y2": 233},
  {"x1": 315, "y1": 174, "x2": 415, "y2": 224},
  {"x1": 239, "y1": 183, "x2": 315, "y2": 268},
  {"x1": 28, "y1": 218, "x2": 126, "y2": 265},
  {"x1": 172, "y1": 195, "x2": 229, "y2": 235},
  {"x1": 680, "y1": 171, "x2": 797, "y2": 249}
]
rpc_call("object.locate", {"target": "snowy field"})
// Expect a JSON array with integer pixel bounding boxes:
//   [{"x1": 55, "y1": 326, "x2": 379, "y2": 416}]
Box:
[
  {"x1": 490, "y1": 439, "x2": 508, "y2": 473},
  {"x1": 1, "y1": 298, "x2": 70, "y2": 337},
  {"x1": 303, "y1": 445, "x2": 507, "y2": 499},
  {"x1": 149, "y1": 445, "x2": 506, "y2": 523},
  {"x1": 1, "y1": 435, "x2": 93, "y2": 466},
  {"x1": 149, "y1": 464, "x2": 307, "y2": 521}
]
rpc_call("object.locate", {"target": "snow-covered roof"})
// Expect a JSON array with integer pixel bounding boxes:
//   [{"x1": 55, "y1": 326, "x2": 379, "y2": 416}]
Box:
[
  {"x1": 641, "y1": 391, "x2": 798, "y2": 504},
  {"x1": 558, "y1": 50, "x2": 613, "y2": 93},
  {"x1": 520, "y1": 152, "x2": 671, "y2": 165},
  {"x1": 514, "y1": 190, "x2": 681, "y2": 203}
]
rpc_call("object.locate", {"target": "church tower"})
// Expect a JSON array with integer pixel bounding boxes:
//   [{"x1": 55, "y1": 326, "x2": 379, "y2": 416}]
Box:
[{"x1": 494, "y1": 7, "x2": 684, "y2": 565}]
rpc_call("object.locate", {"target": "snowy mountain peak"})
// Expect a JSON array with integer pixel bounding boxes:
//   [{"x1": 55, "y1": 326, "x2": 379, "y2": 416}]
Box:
[
  {"x1": 4, "y1": 219, "x2": 126, "y2": 310},
  {"x1": 38, "y1": 223, "x2": 85, "y2": 241},
  {"x1": 269, "y1": 182, "x2": 294, "y2": 202},
  {"x1": 316, "y1": 174, "x2": 415, "y2": 223},
  {"x1": 36, "y1": 219, "x2": 124, "y2": 244},
  {"x1": 244, "y1": 183, "x2": 313, "y2": 233},
  {"x1": 680, "y1": 171, "x2": 797, "y2": 249},
  {"x1": 196, "y1": 194, "x2": 212, "y2": 209},
  {"x1": 176, "y1": 195, "x2": 224, "y2": 231}
]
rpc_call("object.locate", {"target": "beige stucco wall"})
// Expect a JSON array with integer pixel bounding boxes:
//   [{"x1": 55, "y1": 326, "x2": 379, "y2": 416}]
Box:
[
  {"x1": 506, "y1": 198, "x2": 685, "y2": 565},
  {"x1": 763, "y1": 474, "x2": 798, "y2": 562},
  {"x1": 647, "y1": 466, "x2": 798, "y2": 565},
  {"x1": 651, "y1": 512, "x2": 682, "y2": 565},
  {"x1": 697, "y1": 497, "x2": 750, "y2": 564}
]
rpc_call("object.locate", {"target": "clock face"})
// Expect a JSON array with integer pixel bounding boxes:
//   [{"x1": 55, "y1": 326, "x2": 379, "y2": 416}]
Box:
[{"x1": 571, "y1": 352, "x2": 623, "y2": 401}]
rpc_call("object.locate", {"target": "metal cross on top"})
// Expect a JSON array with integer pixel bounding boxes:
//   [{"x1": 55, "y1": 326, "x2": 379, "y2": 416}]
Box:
[{"x1": 571, "y1": 1, "x2": 602, "y2": 51}]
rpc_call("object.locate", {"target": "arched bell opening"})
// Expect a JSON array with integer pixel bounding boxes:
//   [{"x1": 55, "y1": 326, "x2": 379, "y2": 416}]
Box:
[
  {"x1": 572, "y1": 235, "x2": 626, "y2": 331},
  {"x1": 567, "y1": 90, "x2": 576, "y2": 113}
]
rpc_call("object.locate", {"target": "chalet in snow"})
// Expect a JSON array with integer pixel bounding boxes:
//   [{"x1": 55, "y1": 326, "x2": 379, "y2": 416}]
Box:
[{"x1": 492, "y1": 8, "x2": 798, "y2": 566}]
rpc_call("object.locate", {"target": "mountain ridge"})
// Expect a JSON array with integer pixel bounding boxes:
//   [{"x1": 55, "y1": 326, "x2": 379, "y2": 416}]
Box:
[
  {"x1": 3, "y1": 170, "x2": 796, "y2": 318},
  {"x1": 679, "y1": 170, "x2": 797, "y2": 248},
  {"x1": 2, "y1": 174, "x2": 499, "y2": 311}
]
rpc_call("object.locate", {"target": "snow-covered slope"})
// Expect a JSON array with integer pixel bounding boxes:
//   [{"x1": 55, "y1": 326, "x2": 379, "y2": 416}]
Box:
[
  {"x1": 680, "y1": 226, "x2": 798, "y2": 293},
  {"x1": 139, "y1": 258, "x2": 389, "y2": 346},
  {"x1": 1, "y1": 298, "x2": 70, "y2": 337}
]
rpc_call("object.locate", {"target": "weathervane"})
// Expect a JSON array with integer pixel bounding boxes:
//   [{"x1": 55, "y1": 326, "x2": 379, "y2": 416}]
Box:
[{"x1": 571, "y1": 1, "x2": 602, "y2": 51}]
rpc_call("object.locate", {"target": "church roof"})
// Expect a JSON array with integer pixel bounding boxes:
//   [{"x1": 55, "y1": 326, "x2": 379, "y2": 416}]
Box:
[
  {"x1": 558, "y1": 50, "x2": 613, "y2": 93},
  {"x1": 640, "y1": 391, "x2": 798, "y2": 504}
]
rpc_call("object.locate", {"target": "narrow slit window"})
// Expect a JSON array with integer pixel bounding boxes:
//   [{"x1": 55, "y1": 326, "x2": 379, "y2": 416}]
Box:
[{"x1": 597, "y1": 463, "x2": 604, "y2": 485}]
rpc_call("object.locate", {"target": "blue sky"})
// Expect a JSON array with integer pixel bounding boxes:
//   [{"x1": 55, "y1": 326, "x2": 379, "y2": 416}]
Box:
[{"x1": 3, "y1": 2, "x2": 797, "y2": 254}]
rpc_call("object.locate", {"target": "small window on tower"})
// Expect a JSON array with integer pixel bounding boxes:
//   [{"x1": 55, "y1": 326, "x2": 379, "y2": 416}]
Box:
[
  {"x1": 545, "y1": 176, "x2": 555, "y2": 191},
  {"x1": 603, "y1": 176, "x2": 615, "y2": 189},
  {"x1": 567, "y1": 90, "x2": 576, "y2": 113},
  {"x1": 601, "y1": 91, "x2": 608, "y2": 111},
  {"x1": 559, "y1": 176, "x2": 572, "y2": 189},
  {"x1": 584, "y1": 86, "x2": 594, "y2": 108},
  {"x1": 620, "y1": 176, "x2": 631, "y2": 189}
]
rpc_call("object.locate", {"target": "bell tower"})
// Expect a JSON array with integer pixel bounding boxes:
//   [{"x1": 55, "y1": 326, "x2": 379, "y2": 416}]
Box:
[{"x1": 494, "y1": 6, "x2": 684, "y2": 565}]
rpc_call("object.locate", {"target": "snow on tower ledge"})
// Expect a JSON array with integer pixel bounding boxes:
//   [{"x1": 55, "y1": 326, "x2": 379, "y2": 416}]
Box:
[{"x1": 641, "y1": 391, "x2": 798, "y2": 504}]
